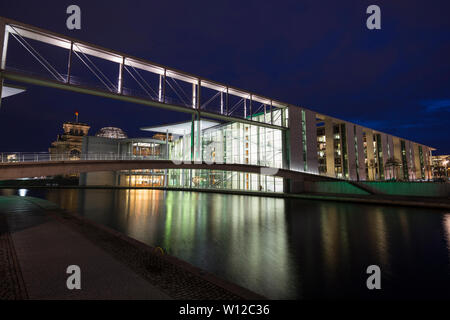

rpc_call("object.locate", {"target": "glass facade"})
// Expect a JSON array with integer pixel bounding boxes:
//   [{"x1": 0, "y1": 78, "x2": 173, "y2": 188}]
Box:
[
  {"x1": 317, "y1": 126, "x2": 327, "y2": 174},
  {"x1": 82, "y1": 107, "x2": 434, "y2": 188},
  {"x1": 166, "y1": 169, "x2": 284, "y2": 192},
  {"x1": 164, "y1": 110, "x2": 285, "y2": 192}
]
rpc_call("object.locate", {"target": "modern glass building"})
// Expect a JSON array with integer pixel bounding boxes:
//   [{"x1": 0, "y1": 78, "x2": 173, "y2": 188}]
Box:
[{"x1": 80, "y1": 106, "x2": 434, "y2": 193}]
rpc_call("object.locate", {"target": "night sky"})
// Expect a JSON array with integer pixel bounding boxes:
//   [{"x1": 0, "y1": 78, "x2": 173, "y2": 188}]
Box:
[{"x1": 0, "y1": 0, "x2": 449, "y2": 154}]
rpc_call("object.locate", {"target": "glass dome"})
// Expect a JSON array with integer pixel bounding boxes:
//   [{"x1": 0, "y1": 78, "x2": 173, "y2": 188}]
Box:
[{"x1": 95, "y1": 127, "x2": 128, "y2": 139}]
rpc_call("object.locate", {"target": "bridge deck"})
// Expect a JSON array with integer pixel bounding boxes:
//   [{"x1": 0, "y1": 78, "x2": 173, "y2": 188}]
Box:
[{"x1": 0, "y1": 159, "x2": 337, "y2": 182}]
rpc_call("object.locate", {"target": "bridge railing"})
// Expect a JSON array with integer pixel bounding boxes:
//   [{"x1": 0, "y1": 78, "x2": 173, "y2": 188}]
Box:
[{"x1": 0, "y1": 152, "x2": 169, "y2": 163}]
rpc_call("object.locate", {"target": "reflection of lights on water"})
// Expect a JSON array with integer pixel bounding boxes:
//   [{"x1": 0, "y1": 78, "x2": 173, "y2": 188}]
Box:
[
  {"x1": 18, "y1": 189, "x2": 28, "y2": 197},
  {"x1": 444, "y1": 214, "x2": 450, "y2": 252}
]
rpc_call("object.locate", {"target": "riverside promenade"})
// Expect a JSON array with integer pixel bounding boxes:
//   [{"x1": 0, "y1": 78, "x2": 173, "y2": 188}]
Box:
[{"x1": 0, "y1": 196, "x2": 263, "y2": 300}]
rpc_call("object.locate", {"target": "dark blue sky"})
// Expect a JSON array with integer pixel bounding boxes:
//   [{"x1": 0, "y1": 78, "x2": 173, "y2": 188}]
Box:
[{"x1": 0, "y1": 0, "x2": 449, "y2": 154}]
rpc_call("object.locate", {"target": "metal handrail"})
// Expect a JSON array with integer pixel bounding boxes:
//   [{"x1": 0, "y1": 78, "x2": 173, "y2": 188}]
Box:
[{"x1": 0, "y1": 152, "x2": 168, "y2": 163}]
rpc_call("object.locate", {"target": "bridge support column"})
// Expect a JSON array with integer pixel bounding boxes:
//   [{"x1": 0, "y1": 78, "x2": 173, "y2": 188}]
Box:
[
  {"x1": 0, "y1": 74, "x2": 3, "y2": 108},
  {"x1": 0, "y1": 19, "x2": 7, "y2": 108},
  {"x1": 191, "y1": 114, "x2": 195, "y2": 161},
  {"x1": 0, "y1": 18, "x2": 7, "y2": 70},
  {"x1": 196, "y1": 112, "x2": 201, "y2": 162}
]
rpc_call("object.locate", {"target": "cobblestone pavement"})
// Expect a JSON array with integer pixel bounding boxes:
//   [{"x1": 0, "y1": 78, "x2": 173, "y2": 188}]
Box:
[
  {"x1": 0, "y1": 196, "x2": 263, "y2": 300},
  {"x1": 52, "y1": 210, "x2": 256, "y2": 300},
  {"x1": 0, "y1": 214, "x2": 28, "y2": 300}
]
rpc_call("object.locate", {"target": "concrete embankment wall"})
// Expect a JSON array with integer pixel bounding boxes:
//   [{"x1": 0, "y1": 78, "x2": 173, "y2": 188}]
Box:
[
  {"x1": 304, "y1": 181, "x2": 450, "y2": 197},
  {"x1": 361, "y1": 181, "x2": 450, "y2": 197},
  {"x1": 304, "y1": 181, "x2": 370, "y2": 195}
]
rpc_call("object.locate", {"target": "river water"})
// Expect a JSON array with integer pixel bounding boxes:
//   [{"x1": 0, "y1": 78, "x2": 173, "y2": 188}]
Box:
[{"x1": 2, "y1": 188, "x2": 450, "y2": 299}]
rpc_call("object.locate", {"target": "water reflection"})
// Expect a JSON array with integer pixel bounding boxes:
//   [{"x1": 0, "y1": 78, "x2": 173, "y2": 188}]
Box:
[
  {"x1": 5, "y1": 188, "x2": 450, "y2": 299},
  {"x1": 444, "y1": 214, "x2": 450, "y2": 254}
]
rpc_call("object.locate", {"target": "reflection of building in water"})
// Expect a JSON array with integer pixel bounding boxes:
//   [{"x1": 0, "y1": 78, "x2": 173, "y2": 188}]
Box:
[
  {"x1": 444, "y1": 215, "x2": 450, "y2": 254},
  {"x1": 75, "y1": 188, "x2": 292, "y2": 298},
  {"x1": 49, "y1": 114, "x2": 90, "y2": 160}
]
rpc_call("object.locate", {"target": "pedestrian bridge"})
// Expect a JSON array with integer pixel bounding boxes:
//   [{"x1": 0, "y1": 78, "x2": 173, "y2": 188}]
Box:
[{"x1": 0, "y1": 153, "x2": 334, "y2": 183}]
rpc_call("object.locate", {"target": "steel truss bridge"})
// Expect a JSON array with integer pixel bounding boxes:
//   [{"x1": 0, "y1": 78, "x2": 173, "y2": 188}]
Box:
[{"x1": 0, "y1": 16, "x2": 291, "y2": 132}]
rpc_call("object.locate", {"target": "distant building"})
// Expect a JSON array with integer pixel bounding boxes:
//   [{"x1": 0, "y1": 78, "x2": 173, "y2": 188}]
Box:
[
  {"x1": 79, "y1": 132, "x2": 168, "y2": 186},
  {"x1": 49, "y1": 116, "x2": 90, "y2": 159},
  {"x1": 80, "y1": 115, "x2": 435, "y2": 191},
  {"x1": 96, "y1": 127, "x2": 128, "y2": 139},
  {"x1": 432, "y1": 155, "x2": 449, "y2": 179}
]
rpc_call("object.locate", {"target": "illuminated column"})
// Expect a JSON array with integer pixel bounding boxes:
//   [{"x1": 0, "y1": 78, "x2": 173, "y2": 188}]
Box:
[
  {"x1": 249, "y1": 95, "x2": 253, "y2": 120},
  {"x1": 305, "y1": 109, "x2": 318, "y2": 174},
  {"x1": 379, "y1": 133, "x2": 388, "y2": 179},
  {"x1": 162, "y1": 69, "x2": 166, "y2": 103},
  {"x1": 411, "y1": 142, "x2": 417, "y2": 180},
  {"x1": 386, "y1": 135, "x2": 395, "y2": 179},
  {"x1": 225, "y1": 87, "x2": 229, "y2": 115},
  {"x1": 424, "y1": 147, "x2": 432, "y2": 180},
  {"x1": 197, "y1": 79, "x2": 201, "y2": 109},
  {"x1": 355, "y1": 126, "x2": 366, "y2": 180},
  {"x1": 392, "y1": 137, "x2": 402, "y2": 180},
  {"x1": 406, "y1": 141, "x2": 416, "y2": 180},
  {"x1": 166, "y1": 129, "x2": 169, "y2": 159},
  {"x1": 287, "y1": 105, "x2": 304, "y2": 171},
  {"x1": 196, "y1": 80, "x2": 201, "y2": 161},
  {"x1": 346, "y1": 123, "x2": 357, "y2": 180},
  {"x1": 196, "y1": 113, "x2": 201, "y2": 162},
  {"x1": 67, "y1": 42, "x2": 73, "y2": 83},
  {"x1": 118, "y1": 56, "x2": 124, "y2": 94},
  {"x1": 405, "y1": 140, "x2": 414, "y2": 180},
  {"x1": 244, "y1": 98, "x2": 247, "y2": 118},
  {"x1": 365, "y1": 130, "x2": 375, "y2": 180},
  {"x1": 220, "y1": 91, "x2": 223, "y2": 114},
  {"x1": 413, "y1": 143, "x2": 422, "y2": 180},
  {"x1": 158, "y1": 74, "x2": 162, "y2": 102},
  {"x1": 270, "y1": 100, "x2": 273, "y2": 125},
  {"x1": 192, "y1": 83, "x2": 196, "y2": 108},
  {"x1": 190, "y1": 114, "x2": 195, "y2": 161},
  {"x1": 0, "y1": 20, "x2": 7, "y2": 106},
  {"x1": 0, "y1": 20, "x2": 8, "y2": 70},
  {"x1": 324, "y1": 117, "x2": 335, "y2": 177}
]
